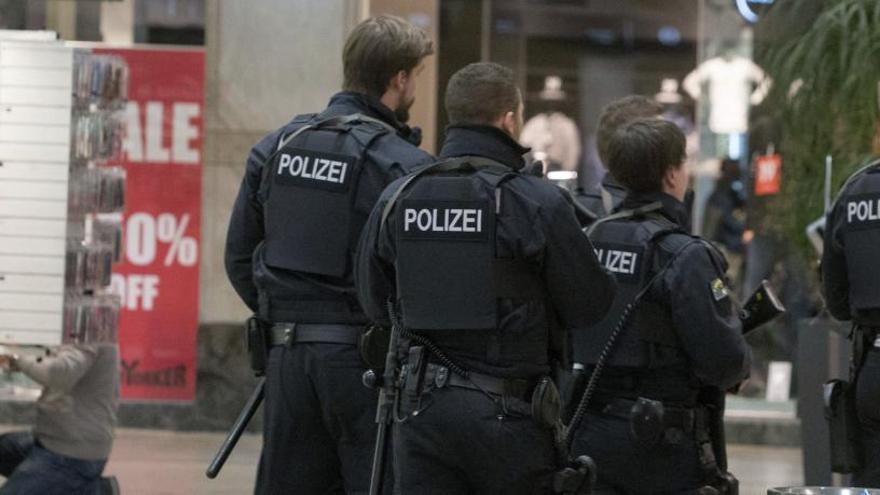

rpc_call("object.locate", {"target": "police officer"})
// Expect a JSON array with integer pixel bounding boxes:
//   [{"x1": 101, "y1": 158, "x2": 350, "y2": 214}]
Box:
[
  {"x1": 224, "y1": 15, "x2": 434, "y2": 494},
  {"x1": 575, "y1": 96, "x2": 662, "y2": 218},
  {"x1": 355, "y1": 62, "x2": 616, "y2": 494},
  {"x1": 570, "y1": 118, "x2": 750, "y2": 494},
  {"x1": 823, "y1": 158, "x2": 880, "y2": 486}
]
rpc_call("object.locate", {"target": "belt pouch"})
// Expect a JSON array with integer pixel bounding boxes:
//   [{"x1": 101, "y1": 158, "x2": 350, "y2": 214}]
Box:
[
  {"x1": 404, "y1": 346, "x2": 427, "y2": 397},
  {"x1": 246, "y1": 316, "x2": 267, "y2": 376},
  {"x1": 530, "y1": 377, "x2": 561, "y2": 429}
]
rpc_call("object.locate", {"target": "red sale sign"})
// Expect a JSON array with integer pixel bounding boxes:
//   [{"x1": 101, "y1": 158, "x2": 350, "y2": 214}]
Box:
[
  {"x1": 97, "y1": 47, "x2": 204, "y2": 402},
  {"x1": 754, "y1": 153, "x2": 782, "y2": 197}
]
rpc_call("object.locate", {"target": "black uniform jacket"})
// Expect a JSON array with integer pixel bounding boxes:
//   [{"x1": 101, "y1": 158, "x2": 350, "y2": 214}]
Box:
[
  {"x1": 224, "y1": 92, "x2": 434, "y2": 323},
  {"x1": 822, "y1": 165, "x2": 880, "y2": 326},
  {"x1": 355, "y1": 124, "x2": 616, "y2": 378},
  {"x1": 591, "y1": 193, "x2": 751, "y2": 391}
]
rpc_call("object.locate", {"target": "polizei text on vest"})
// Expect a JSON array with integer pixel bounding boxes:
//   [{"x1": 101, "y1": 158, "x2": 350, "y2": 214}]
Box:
[
  {"x1": 277, "y1": 152, "x2": 348, "y2": 184},
  {"x1": 404, "y1": 207, "x2": 484, "y2": 233}
]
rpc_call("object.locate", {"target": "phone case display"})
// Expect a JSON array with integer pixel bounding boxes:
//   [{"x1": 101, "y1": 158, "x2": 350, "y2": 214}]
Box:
[
  {"x1": 72, "y1": 52, "x2": 128, "y2": 109},
  {"x1": 68, "y1": 167, "x2": 126, "y2": 217},
  {"x1": 0, "y1": 37, "x2": 127, "y2": 348},
  {"x1": 92, "y1": 214, "x2": 124, "y2": 262},
  {"x1": 72, "y1": 112, "x2": 124, "y2": 162},
  {"x1": 63, "y1": 294, "x2": 119, "y2": 344},
  {"x1": 63, "y1": 51, "x2": 127, "y2": 345},
  {"x1": 65, "y1": 241, "x2": 115, "y2": 292}
]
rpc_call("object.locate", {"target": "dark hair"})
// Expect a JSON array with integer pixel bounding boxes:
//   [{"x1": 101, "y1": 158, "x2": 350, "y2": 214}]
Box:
[
  {"x1": 607, "y1": 118, "x2": 686, "y2": 194},
  {"x1": 596, "y1": 95, "x2": 663, "y2": 166},
  {"x1": 445, "y1": 62, "x2": 520, "y2": 125},
  {"x1": 343, "y1": 15, "x2": 434, "y2": 98}
]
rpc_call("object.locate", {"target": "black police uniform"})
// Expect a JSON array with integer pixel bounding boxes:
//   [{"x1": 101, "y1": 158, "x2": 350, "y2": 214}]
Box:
[
  {"x1": 822, "y1": 160, "x2": 880, "y2": 487},
  {"x1": 575, "y1": 173, "x2": 627, "y2": 219},
  {"x1": 224, "y1": 91, "x2": 433, "y2": 494},
  {"x1": 571, "y1": 192, "x2": 751, "y2": 494},
  {"x1": 355, "y1": 124, "x2": 616, "y2": 494}
]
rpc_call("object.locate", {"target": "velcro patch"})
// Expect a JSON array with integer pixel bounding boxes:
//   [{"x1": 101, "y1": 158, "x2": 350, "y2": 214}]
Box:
[
  {"x1": 845, "y1": 193, "x2": 880, "y2": 230},
  {"x1": 593, "y1": 242, "x2": 644, "y2": 284},
  {"x1": 399, "y1": 200, "x2": 492, "y2": 241},
  {"x1": 710, "y1": 278, "x2": 730, "y2": 301},
  {"x1": 273, "y1": 147, "x2": 356, "y2": 192}
]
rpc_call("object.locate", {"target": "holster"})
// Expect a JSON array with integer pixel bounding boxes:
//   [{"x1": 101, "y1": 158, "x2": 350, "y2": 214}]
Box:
[
  {"x1": 531, "y1": 377, "x2": 562, "y2": 429},
  {"x1": 824, "y1": 378, "x2": 864, "y2": 473},
  {"x1": 246, "y1": 316, "x2": 268, "y2": 377},
  {"x1": 822, "y1": 324, "x2": 872, "y2": 474},
  {"x1": 695, "y1": 388, "x2": 740, "y2": 494},
  {"x1": 359, "y1": 324, "x2": 391, "y2": 370},
  {"x1": 694, "y1": 405, "x2": 719, "y2": 475}
]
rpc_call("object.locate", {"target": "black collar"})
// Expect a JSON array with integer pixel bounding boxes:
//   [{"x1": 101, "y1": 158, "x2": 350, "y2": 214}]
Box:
[
  {"x1": 439, "y1": 125, "x2": 530, "y2": 171},
  {"x1": 620, "y1": 191, "x2": 691, "y2": 230},
  {"x1": 324, "y1": 91, "x2": 421, "y2": 145},
  {"x1": 601, "y1": 172, "x2": 626, "y2": 193}
]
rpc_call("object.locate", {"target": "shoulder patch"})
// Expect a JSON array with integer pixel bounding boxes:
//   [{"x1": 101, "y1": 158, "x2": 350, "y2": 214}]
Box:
[{"x1": 710, "y1": 278, "x2": 730, "y2": 302}]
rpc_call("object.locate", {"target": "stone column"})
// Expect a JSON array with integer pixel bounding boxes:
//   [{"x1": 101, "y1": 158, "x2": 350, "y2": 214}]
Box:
[
  {"x1": 100, "y1": 0, "x2": 134, "y2": 45},
  {"x1": 200, "y1": 0, "x2": 364, "y2": 325}
]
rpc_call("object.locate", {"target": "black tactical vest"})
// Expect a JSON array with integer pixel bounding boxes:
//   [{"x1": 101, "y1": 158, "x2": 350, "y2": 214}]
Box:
[
  {"x1": 381, "y1": 156, "x2": 545, "y2": 331},
  {"x1": 576, "y1": 207, "x2": 688, "y2": 369},
  {"x1": 839, "y1": 163, "x2": 880, "y2": 312},
  {"x1": 260, "y1": 114, "x2": 395, "y2": 278}
]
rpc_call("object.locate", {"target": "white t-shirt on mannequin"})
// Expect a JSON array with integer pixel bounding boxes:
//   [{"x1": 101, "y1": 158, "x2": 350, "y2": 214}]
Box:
[{"x1": 683, "y1": 56, "x2": 770, "y2": 134}]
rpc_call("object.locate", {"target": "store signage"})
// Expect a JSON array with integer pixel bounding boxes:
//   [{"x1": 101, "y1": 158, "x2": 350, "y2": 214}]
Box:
[
  {"x1": 736, "y1": 0, "x2": 775, "y2": 23},
  {"x1": 97, "y1": 47, "x2": 204, "y2": 402},
  {"x1": 754, "y1": 153, "x2": 782, "y2": 196}
]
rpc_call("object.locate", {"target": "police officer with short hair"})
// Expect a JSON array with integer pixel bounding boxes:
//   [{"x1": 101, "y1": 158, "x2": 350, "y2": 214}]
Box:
[
  {"x1": 224, "y1": 15, "x2": 434, "y2": 494},
  {"x1": 355, "y1": 62, "x2": 616, "y2": 494},
  {"x1": 571, "y1": 118, "x2": 750, "y2": 494},
  {"x1": 823, "y1": 158, "x2": 880, "y2": 487},
  {"x1": 576, "y1": 96, "x2": 663, "y2": 218}
]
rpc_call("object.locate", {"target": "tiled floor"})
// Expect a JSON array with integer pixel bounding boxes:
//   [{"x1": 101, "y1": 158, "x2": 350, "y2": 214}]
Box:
[{"x1": 1, "y1": 426, "x2": 805, "y2": 494}]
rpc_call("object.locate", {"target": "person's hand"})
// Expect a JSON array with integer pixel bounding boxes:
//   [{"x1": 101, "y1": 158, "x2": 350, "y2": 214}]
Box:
[
  {"x1": 0, "y1": 354, "x2": 20, "y2": 372},
  {"x1": 742, "y1": 229, "x2": 755, "y2": 245}
]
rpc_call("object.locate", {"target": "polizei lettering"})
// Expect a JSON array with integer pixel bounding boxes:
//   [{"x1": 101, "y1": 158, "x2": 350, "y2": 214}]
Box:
[
  {"x1": 272, "y1": 147, "x2": 355, "y2": 192},
  {"x1": 403, "y1": 207, "x2": 483, "y2": 233},
  {"x1": 592, "y1": 242, "x2": 644, "y2": 284},
  {"x1": 277, "y1": 153, "x2": 347, "y2": 184},
  {"x1": 399, "y1": 200, "x2": 491, "y2": 241},
  {"x1": 595, "y1": 248, "x2": 639, "y2": 275},
  {"x1": 847, "y1": 197, "x2": 880, "y2": 224}
]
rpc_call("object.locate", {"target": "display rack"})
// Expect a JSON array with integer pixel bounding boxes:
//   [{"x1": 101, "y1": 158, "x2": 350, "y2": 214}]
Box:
[{"x1": 0, "y1": 30, "x2": 127, "y2": 348}]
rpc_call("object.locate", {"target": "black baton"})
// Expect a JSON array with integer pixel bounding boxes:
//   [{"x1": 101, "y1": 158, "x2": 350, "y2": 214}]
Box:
[{"x1": 206, "y1": 378, "x2": 266, "y2": 479}]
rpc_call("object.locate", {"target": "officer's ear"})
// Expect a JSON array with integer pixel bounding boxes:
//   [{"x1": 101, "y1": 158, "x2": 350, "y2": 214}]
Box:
[
  {"x1": 500, "y1": 111, "x2": 517, "y2": 137},
  {"x1": 388, "y1": 70, "x2": 408, "y2": 95},
  {"x1": 500, "y1": 97, "x2": 524, "y2": 139},
  {"x1": 662, "y1": 161, "x2": 689, "y2": 201}
]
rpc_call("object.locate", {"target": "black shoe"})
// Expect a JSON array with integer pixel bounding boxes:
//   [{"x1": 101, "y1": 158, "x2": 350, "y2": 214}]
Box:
[{"x1": 100, "y1": 475, "x2": 120, "y2": 495}]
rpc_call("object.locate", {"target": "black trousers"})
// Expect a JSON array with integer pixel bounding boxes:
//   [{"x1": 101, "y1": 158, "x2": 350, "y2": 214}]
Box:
[
  {"x1": 255, "y1": 343, "x2": 380, "y2": 495},
  {"x1": 571, "y1": 411, "x2": 707, "y2": 494},
  {"x1": 855, "y1": 348, "x2": 880, "y2": 487},
  {"x1": 392, "y1": 385, "x2": 556, "y2": 495}
]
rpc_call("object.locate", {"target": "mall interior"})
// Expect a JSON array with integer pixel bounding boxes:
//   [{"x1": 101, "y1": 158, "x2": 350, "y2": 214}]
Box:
[{"x1": 0, "y1": 0, "x2": 877, "y2": 493}]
